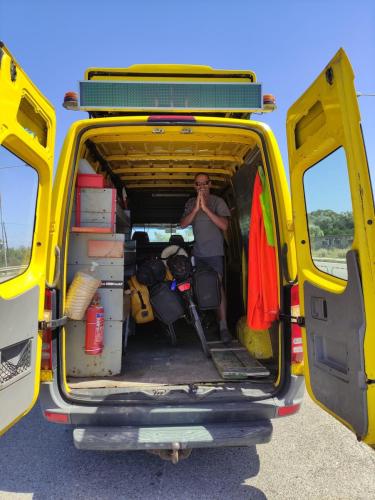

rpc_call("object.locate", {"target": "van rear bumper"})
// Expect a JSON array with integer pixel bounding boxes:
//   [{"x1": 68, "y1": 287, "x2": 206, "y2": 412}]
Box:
[
  {"x1": 40, "y1": 374, "x2": 304, "y2": 428},
  {"x1": 73, "y1": 420, "x2": 273, "y2": 451}
]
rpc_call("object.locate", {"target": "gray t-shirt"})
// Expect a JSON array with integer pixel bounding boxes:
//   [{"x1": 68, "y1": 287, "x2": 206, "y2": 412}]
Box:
[{"x1": 182, "y1": 194, "x2": 230, "y2": 257}]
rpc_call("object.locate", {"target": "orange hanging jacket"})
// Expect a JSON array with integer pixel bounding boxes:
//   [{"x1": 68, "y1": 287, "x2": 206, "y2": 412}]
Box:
[{"x1": 247, "y1": 170, "x2": 279, "y2": 330}]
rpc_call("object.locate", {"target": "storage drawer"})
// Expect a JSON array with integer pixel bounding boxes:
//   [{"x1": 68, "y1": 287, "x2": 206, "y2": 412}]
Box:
[
  {"x1": 73, "y1": 188, "x2": 116, "y2": 231},
  {"x1": 68, "y1": 233, "x2": 125, "y2": 266}
]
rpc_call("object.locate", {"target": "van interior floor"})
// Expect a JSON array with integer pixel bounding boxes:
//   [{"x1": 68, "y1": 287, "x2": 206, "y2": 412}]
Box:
[{"x1": 67, "y1": 320, "x2": 273, "y2": 390}]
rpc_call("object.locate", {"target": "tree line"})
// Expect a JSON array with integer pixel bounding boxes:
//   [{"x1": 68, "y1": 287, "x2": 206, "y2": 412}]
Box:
[
  {"x1": 308, "y1": 209, "x2": 353, "y2": 238},
  {"x1": 0, "y1": 246, "x2": 30, "y2": 268}
]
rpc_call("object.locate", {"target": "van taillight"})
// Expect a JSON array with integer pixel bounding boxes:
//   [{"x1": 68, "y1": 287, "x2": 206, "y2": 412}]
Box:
[
  {"x1": 44, "y1": 411, "x2": 69, "y2": 424},
  {"x1": 291, "y1": 284, "x2": 303, "y2": 365},
  {"x1": 41, "y1": 289, "x2": 53, "y2": 371},
  {"x1": 277, "y1": 403, "x2": 301, "y2": 417}
]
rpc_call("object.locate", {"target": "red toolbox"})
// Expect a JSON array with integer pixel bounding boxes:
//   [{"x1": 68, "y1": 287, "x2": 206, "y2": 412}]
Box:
[{"x1": 76, "y1": 173, "x2": 106, "y2": 188}]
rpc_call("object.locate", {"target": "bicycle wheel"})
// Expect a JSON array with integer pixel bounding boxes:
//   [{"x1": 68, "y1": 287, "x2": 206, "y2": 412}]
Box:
[
  {"x1": 188, "y1": 300, "x2": 210, "y2": 358},
  {"x1": 167, "y1": 324, "x2": 177, "y2": 346}
]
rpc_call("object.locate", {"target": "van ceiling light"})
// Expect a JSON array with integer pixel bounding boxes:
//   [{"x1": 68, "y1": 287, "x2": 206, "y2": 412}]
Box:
[{"x1": 78, "y1": 81, "x2": 263, "y2": 112}]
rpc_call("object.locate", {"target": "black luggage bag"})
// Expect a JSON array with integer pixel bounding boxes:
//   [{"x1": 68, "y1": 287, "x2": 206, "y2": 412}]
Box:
[
  {"x1": 150, "y1": 282, "x2": 185, "y2": 325},
  {"x1": 136, "y1": 258, "x2": 166, "y2": 287},
  {"x1": 193, "y1": 267, "x2": 221, "y2": 310}
]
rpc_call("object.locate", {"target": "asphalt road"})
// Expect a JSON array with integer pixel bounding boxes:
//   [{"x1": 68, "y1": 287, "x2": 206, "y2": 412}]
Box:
[{"x1": 1, "y1": 395, "x2": 375, "y2": 500}]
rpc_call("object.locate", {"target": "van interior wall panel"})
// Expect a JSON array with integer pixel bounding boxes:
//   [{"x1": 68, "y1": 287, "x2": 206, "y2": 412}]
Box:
[
  {"x1": 269, "y1": 323, "x2": 280, "y2": 371},
  {"x1": 222, "y1": 186, "x2": 245, "y2": 329},
  {"x1": 304, "y1": 250, "x2": 367, "y2": 438},
  {"x1": 232, "y1": 149, "x2": 260, "y2": 258}
]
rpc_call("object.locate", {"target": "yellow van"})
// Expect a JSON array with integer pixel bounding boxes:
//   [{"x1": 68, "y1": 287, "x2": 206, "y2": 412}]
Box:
[{"x1": 1, "y1": 42, "x2": 374, "y2": 461}]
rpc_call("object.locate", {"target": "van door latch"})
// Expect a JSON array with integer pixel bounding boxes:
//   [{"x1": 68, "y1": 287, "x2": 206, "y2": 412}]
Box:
[
  {"x1": 279, "y1": 313, "x2": 305, "y2": 327},
  {"x1": 38, "y1": 316, "x2": 68, "y2": 331}
]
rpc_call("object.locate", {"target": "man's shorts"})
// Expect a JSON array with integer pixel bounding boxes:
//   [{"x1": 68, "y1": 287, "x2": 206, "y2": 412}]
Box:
[{"x1": 194, "y1": 255, "x2": 224, "y2": 277}]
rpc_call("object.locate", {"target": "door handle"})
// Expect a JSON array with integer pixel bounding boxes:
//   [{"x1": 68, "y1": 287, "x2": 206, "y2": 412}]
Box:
[
  {"x1": 46, "y1": 245, "x2": 61, "y2": 289},
  {"x1": 311, "y1": 296, "x2": 328, "y2": 320}
]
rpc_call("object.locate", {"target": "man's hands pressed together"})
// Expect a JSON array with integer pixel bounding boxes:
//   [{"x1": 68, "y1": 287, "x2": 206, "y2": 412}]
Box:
[
  {"x1": 194, "y1": 191, "x2": 202, "y2": 214},
  {"x1": 192, "y1": 190, "x2": 209, "y2": 215},
  {"x1": 180, "y1": 180, "x2": 228, "y2": 232},
  {"x1": 199, "y1": 190, "x2": 228, "y2": 231},
  {"x1": 199, "y1": 191, "x2": 208, "y2": 213}
]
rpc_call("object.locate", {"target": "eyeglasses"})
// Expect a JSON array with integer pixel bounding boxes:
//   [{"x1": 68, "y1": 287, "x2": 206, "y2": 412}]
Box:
[{"x1": 195, "y1": 181, "x2": 210, "y2": 187}]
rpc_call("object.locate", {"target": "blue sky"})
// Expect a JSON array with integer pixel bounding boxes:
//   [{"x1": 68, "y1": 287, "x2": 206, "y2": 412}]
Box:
[
  {"x1": 304, "y1": 147, "x2": 352, "y2": 212},
  {"x1": 0, "y1": 148, "x2": 38, "y2": 250},
  {"x1": 0, "y1": 0, "x2": 374, "y2": 246}
]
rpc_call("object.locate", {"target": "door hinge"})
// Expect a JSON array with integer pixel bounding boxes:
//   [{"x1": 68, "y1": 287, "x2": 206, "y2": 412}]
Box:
[
  {"x1": 279, "y1": 313, "x2": 305, "y2": 327},
  {"x1": 39, "y1": 316, "x2": 68, "y2": 331}
]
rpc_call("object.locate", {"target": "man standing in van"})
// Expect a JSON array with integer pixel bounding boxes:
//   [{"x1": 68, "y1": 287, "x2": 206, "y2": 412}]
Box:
[{"x1": 180, "y1": 173, "x2": 232, "y2": 343}]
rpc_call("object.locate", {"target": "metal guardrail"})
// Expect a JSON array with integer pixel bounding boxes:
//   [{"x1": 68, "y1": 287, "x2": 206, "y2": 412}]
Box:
[
  {"x1": 313, "y1": 258, "x2": 347, "y2": 280},
  {"x1": 0, "y1": 265, "x2": 28, "y2": 281},
  {"x1": 313, "y1": 257, "x2": 346, "y2": 264}
]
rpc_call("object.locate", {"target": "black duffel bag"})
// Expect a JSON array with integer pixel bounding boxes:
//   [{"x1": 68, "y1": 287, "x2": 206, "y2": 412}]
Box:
[
  {"x1": 136, "y1": 258, "x2": 166, "y2": 287},
  {"x1": 193, "y1": 266, "x2": 221, "y2": 310},
  {"x1": 167, "y1": 254, "x2": 192, "y2": 282},
  {"x1": 150, "y1": 282, "x2": 185, "y2": 325}
]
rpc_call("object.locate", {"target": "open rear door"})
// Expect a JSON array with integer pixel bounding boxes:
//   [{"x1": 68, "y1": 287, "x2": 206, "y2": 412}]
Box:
[
  {"x1": 287, "y1": 48, "x2": 375, "y2": 444},
  {"x1": 0, "y1": 43, "x2": 55, "y2": 435}
]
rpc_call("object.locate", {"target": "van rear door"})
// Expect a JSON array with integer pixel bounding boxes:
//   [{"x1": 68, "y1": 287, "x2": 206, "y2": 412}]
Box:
[
  {"x1": 287, "y1": 48, "x2": 375, "y2": 444},
  {"x1": 0, "y1": 43, "x2": 55, "y2": 434}
]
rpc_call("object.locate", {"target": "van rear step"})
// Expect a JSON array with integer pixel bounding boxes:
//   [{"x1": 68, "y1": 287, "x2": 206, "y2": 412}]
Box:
[
  {"x1": 208, "y1": 341, "x2": 270, "y2": 379},
  {"x1": 73, "y1": 420, "x2": 272, "y2": 451}
]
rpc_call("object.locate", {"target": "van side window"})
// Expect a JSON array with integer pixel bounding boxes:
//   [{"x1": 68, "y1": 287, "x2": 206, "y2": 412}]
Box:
[
  {"x1": 0, "y1": 146, "x2": 38, "y2": 283},
  {"x1": 303, "y1": 147, "x2": 354, "y2": 280}
]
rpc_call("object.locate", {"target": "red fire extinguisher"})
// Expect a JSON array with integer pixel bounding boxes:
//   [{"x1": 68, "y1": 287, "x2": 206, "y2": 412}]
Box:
[{"x1": 85, "y1": 294, "x2": 104, "y2": 355}]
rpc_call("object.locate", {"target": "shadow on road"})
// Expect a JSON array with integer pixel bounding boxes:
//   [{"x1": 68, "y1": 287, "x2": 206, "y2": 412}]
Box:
[{"x1": 0, "y1": 404, "x2": 267, "y2": 499}]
